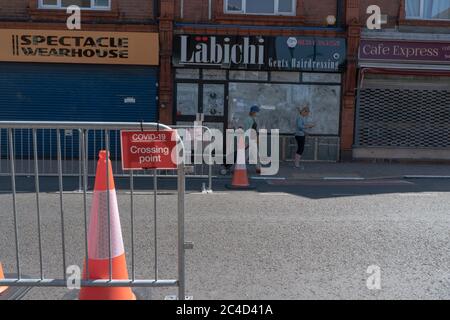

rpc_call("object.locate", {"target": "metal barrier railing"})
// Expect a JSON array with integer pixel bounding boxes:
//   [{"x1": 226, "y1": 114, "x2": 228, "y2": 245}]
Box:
[
  {"x1": 0, "y1": 124, "x2": 214, "y2": 193},
  {"x1": 0, "y1": 121, "x2": 187, "y2": 300}
]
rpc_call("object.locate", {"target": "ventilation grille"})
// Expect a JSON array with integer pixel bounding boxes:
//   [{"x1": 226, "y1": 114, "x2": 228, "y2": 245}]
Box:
[{"x1": 356, "y1": 88, "x2": 450, "y2": 148}]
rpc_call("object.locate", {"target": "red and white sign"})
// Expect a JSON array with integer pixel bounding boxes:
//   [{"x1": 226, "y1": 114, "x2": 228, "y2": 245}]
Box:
[{"x1": 120, "y1": 130, "x2": 178, "y2": 170}]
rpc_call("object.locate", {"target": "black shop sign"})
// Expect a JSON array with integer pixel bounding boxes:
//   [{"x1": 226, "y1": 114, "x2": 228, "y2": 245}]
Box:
[{"x1": 173, "y1": 35, "x2": 346, "y2": 72}]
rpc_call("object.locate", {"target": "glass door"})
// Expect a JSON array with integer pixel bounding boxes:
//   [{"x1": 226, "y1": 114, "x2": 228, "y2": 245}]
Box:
[{"x1": 202, "y1": 83, "x2": 227, "y2": 134}]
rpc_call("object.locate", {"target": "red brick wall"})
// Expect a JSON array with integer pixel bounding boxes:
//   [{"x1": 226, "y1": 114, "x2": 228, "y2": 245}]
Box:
[
  {"x1": 0, "y1": 0, "x2": 155, "y2": 23},
  {"x1": 359, "y1": 0, "x2": 401, "y2": 26},
  {"x1": 303, "y1": 0, "x2": 337, "y2": 25},
  {"x1": 176, "y1": 0, "x2": 340, "y2": 26},
  {"x1": 357, "y1": 0, "x2": 450, "y2": 29},
  {"x1": 0, "y1": 0, "x2": 29, "y2": 19}
]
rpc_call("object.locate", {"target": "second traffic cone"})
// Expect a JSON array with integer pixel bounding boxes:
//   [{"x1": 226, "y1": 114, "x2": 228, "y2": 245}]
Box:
[
  {"x1": 226, "y1": 133, "x2": 255, "y2": 190},
  {"x1": 0, "y1": 262, "x2": 7, "y2": 295},
  {"x1": 79, "y1": 151, "x2": 135, "y2": 300}
]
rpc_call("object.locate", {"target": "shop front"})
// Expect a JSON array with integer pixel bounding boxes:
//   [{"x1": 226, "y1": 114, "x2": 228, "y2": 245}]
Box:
[
  {"x1": 0, "y1": 29, "x2": 159, "y2": 156},
  {"x1": 355, "y1": 37, "x2": 450, "y2": 160},
  {"x1": 173, "y1": 34, "x2": 346, "y2": 162}
]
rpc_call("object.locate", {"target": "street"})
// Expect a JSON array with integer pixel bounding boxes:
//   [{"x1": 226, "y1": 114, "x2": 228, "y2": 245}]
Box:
[{"x1": 1, "y1": 176, "x2": 449, "y2": 300}]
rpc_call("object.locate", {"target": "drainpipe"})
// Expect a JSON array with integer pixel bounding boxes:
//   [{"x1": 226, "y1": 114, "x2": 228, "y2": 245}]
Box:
[
  {"x1": 153, "y1": 0, "x2": 160, "y2": 20},
  {"x1": 180, "y1": 0, "x2": 184, "y2": 19},
  {"x1": 336, "y1": 0, "x2": 344, "y2": 28},
  {"x1": 208, "y1": 0, "x2": 212, "y2": 20}
]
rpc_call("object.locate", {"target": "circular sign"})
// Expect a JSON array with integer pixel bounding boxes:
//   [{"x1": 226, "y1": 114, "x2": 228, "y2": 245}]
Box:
[{"x1": 287, "y1": 37, "x2": 298, "y2": 48}]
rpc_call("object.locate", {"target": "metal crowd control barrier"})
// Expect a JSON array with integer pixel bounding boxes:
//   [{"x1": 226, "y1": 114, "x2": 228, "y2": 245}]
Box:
[
  {"x1": 0, "y1": 124, "x2": 214, "y2": 193},
  {"x1": 0, "y1": 121, "x2": 187, "y2": 300}
]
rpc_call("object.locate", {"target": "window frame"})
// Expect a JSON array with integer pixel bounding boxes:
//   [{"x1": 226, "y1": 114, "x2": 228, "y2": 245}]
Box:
[
  {"x1": 224, "y1": 0, "x2": 297, "y2": 16},
  {"x1": 405, "y1": 0, "x2": 450, "y2": 21},
  {"x1": 38, "y1": 0, "x2": 111, "y2": 10}
]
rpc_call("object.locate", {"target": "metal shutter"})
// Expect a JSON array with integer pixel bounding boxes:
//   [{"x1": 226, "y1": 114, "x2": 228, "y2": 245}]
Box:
[
  {"x1": 0, "y1": 63, "x2": 158, "y2": 158},
  {"x1": 355, "y1": 75, "x2": 450, "y2": 149},
  {"x1": 0, "y1": 62, "x2": 158, "y2": 122}
]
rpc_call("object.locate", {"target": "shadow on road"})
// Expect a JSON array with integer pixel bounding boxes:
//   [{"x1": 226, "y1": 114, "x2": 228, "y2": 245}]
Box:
[{"x1": 1, "y1": 175, "x2": 450, "y2": 200}]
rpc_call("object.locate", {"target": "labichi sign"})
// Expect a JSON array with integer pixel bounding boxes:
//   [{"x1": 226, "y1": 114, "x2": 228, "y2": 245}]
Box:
[
  {"x1": 173, "y1": 35, "x2": 346, "y2": 72},
  {"x1": 0, "y1": 29, "x2": 159, "y2": 65}
]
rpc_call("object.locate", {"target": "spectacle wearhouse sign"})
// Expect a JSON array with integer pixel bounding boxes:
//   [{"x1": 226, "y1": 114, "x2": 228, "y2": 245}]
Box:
[
  {"x1": 173, "y1": 35, "x2": 346, "y2": 72},
  {"x1": 0, "y1": 29, "x2": 159, "y2": 65}
]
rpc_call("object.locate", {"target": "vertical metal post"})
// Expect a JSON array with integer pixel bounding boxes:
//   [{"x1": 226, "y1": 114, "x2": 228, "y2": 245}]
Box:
[
  {"x1": 20, "y1": 129, "x2": 23, "y2": 175},
  {"x1": 177, "y1": 163, "x2": 186, "y2": 300},
  {"x1": 28, "y1": 129, "x2": 31, "y2": 175},
  {"x1": 130, "y1": 170, "x2": 135, "y2": 281},
  {"x1": 71, "y1": 131, "x2": 74, "y2": 175},
  {"x1": 314, "y1": 137, "x2": 319, "y2": 161},
  {"x1": 93, "y1": 130, "x2": 97, "y2": 176},
  {"x1": 105, "y1": 130, "x2": 112, "y2": 281},
  {"x1": 78, "y1": 129, "x2": 83, "y2": 192},
  {"x1": 154, "y1": 169, "x2": 158, "y2": 281},
  {"x1": 56, "y1": 129, "x2": 67, "y2": 280},
  {"x1": 337, "y1": 137, "x2": 341, "y2": 162},
  {"x1": 208, "y1": 158, "x2": 213, "y2": 192},
  {"x1": 8, "y1": 129, "x2": 21, "y2": 279},
  {"x1": 41, "y1": 130, "x2": 44, "y2": 174},
  {"x1": 81, "y1": 129, "x2": 89, "y2": 279},
  {"x1": 33, "y1": 129, "x2": 44, "y2": 280}
]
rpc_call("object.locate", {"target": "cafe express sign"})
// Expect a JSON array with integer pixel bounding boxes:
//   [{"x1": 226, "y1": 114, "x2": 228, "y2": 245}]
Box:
[
  {"x1": 173, "y1": 35, "x2": 346, "y2": 72},
  {"x1": 0, "y1": 29, "x2": 159, "y2": 65}
]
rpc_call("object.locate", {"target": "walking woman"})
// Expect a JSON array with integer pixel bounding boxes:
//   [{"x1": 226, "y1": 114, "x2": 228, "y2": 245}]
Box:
[{"x1": 294, "y1": 105, "x2": 315, "y2": 168}]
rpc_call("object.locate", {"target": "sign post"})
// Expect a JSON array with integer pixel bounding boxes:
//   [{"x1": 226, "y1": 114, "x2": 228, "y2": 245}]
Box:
[{"x1": 120, "y1": 130, "x2": 178, "y2": 170}]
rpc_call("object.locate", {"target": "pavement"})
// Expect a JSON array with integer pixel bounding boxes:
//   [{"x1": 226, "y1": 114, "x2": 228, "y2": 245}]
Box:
[
  {"x1": 0, "y1": 161, "x2": 450, "y2": 300},
  {"x1": 268, "y1": 161, "x2": 450, "y2": 181}
]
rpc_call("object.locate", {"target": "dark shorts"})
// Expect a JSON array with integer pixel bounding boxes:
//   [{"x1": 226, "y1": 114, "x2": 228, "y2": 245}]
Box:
[{"x1": 295, "y1": 135, "x2": 306, "y2": 156}]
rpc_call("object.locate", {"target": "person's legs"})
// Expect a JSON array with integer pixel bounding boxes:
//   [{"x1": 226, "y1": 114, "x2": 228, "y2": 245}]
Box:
[{"x1": 294, "y1": 136, "x2": 305, "y2": 168}]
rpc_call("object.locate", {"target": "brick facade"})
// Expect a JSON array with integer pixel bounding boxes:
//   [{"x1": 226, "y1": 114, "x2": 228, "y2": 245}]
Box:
[
  {"x1": 168, "y1": 0, "x2": 354, "y2": 159},
  {"x1": 1, "y1": 0, "x2": 449, "y2": 160},
  {"x1": 0, "y1": 0, "x2": 155, "y2": 23}
]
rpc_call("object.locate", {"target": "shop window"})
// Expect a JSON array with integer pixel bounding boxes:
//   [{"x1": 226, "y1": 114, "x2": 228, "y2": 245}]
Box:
[
  {"x1": 225, "y1": 0, "x2": 296, "y2": 15},
  {"x1": 229, "y1": 71, "x2": 268, "y2": 81},
  {"x1": 271, "y1": 72, "x2": 301, "y2": 83},
  {"x1": 203, "y1": 84, "x2": 225, "y2": 116},
  {"x1": 202, "y1": 70, "x2": 227, "y2": 80},
  {"x1": 406, "y1": 0, "x2": 450, "y2": 20},
  {"x1": 39, "y1": 0, "x2": 111, "y2": 9},
  {"x1": 203, "y1": 122, "x2": 224, "y2": 133},
  {"x1": 176, "y1": 69, "x2": 200, "y2": 80},
  {"x1": 228, "y1": 82, "x2": 341, "y2": 135},
  {"x1": 176, "y1": 83, "x2": 199, "y2": 117},
  {"x1": 302, "y1": 73, "x2": 341, "y2": 84}
]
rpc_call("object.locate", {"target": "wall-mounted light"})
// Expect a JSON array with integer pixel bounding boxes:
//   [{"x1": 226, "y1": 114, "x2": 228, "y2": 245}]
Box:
[{"x1": 326, "y1": 15, "x2": 337, "y2": 26}]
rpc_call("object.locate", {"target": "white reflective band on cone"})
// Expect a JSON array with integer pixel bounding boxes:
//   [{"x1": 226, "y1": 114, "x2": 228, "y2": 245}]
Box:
[
  {"x1": 88, "y1": 190, "x2": 125, "y2": 260},
  {"x1": 236, "y1": 142, "x2": 246, "y2": 166}
]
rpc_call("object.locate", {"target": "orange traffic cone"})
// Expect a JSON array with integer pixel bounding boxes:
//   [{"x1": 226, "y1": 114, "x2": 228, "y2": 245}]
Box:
[
  {"x1": 0, "y1": 262, "x2": 7, "y2": 295},
  {"x1": 79, "y1": 151, "x2": 136, "y2": 300},
  {"x1": 226, "y1": 133, "x2": 255, "y2": 190}
]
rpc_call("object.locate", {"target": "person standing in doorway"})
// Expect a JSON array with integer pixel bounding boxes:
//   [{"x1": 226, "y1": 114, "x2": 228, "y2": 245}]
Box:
[
  {"x1": 244, "y1": 105, "x2": 261, "y2": 174},
  {"x1": 294, "y1": 105, "x2": 315, "y2": 169}
]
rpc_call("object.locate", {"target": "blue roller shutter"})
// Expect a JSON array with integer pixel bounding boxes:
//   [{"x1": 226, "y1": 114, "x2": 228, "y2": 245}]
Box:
[{"x1": 0, "y1": 62, "x2": 158, "y2": 159}]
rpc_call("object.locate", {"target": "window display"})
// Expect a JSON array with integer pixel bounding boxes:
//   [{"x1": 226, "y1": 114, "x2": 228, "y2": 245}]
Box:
[{"x1": 228, "y1": 82, "x2": 340, "y2": 135}]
